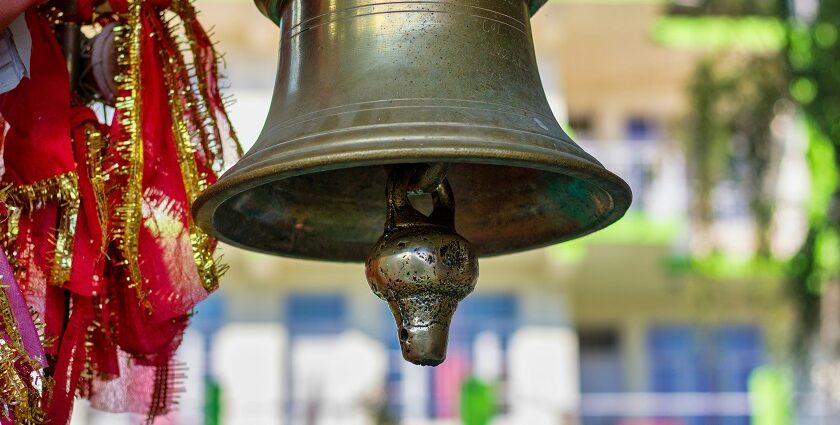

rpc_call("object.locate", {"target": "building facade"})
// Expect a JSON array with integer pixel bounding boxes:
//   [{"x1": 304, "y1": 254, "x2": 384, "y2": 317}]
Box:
[{"x1": 73, "y1": 1, "x2": 798, "y2": 424}]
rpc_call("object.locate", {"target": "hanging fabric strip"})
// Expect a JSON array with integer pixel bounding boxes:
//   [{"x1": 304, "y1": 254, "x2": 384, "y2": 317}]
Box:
[
  {"x1": 0, "y1": 196, "x2": 48, "y2": 425},
  {"x1": 172, "y1": 0, "x2": 242, "y2": 172},
  {"x1": 4, "y1": 172, "x2": 80, "y2": 286},
  {"x1": 154, "y1": 7, "x2": 222, "y2": 292},
  {"x1": 109, "y1": 0, "x2": 149, "y2": 311},
  {"x1": 0, "y1": 1, "x2": 241, "y2": 423},
  {"x1": 0, "y1": 9, "x2": 78, "y2": 290}
]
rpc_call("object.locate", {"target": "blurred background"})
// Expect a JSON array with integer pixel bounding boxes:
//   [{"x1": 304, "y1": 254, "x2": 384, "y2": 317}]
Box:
[{"x1": 72, "y1": 0, "x2": 840, "y2": 423}]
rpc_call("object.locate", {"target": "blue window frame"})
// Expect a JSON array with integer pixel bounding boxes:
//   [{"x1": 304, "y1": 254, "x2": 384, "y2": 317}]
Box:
[
  {"x1": 438, "y1": 295, "x2": 518, "y2": 418},
  {"x1": 285, "y1": 294, "x2": 347, "y2": 337},
  {"x1": 383, "y1": 294, "x2": 518, "y2": 420},
  {"x1": 284, "y1": 294, "x2": 348, "y2": 421},
  {"x1": 450, "y1": 294, "x2": 518, "y2": 349},
  {"x1": 646, "y1": 324, "x2": 764, "y2": 425},
  {"x1": 579, "y1": 328, "x2": 624, "y2": 394}
]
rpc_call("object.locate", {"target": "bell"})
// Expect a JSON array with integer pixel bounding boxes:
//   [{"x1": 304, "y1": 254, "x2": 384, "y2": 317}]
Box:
[
  {"x1": 193, "y1": 0, "x2": 631, "y2": 364},
  {"x1": 194, "y1": 0, "x2": 631, "y2": 259}
]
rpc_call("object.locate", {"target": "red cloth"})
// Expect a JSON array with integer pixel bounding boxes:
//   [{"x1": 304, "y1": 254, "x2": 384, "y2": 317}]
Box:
[
  {"x1": 105, "y1": 6, "x2": 207, "y2": 362},
  {"x1": 0, "y1": 10, "x2": 74, "y2": 322},
  {"x1": 0, "y1": 2, "x2": 239, "y2": 422},
  {"x1": 47, "y1": 294, "x2": 93, "y2": 425},
  {"x1": 0, "y1": 10, "x2": 73, "y2": 186},
  {"x1": 69, "y1": 107, "x2": 107, "y2": 296},
  {"x1": 0, "y1": 9, "x2": 75, "y2": 363},
  {"x1": 91, "y1": 1, "x2": 236, "y2": 420}
]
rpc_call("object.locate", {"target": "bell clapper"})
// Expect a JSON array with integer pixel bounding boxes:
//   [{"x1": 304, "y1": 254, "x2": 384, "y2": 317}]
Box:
[{"x1": 365, "y1": 164, "x2": 479, "y2": 366}]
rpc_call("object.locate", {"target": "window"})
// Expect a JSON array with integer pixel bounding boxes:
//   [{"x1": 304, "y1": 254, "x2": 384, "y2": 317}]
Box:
[
  {"x1": 285, "y1": 294, "x2": 346, "y2": 336},
  {"x1": 624, "y1": 116, "x2": 659, "y2": 141},
  {"x1": 579, "y1": 328, "x2": 624, "y2": 394},
  {"x1": 386, "y1": 294, "x2": 519, "y2": 420},
  {"x1": 285, "y1": 294, "x2": 348, "y2": 423},
  {"x1": 647, "y1": 325, "x2": 764, "y2": 425}
]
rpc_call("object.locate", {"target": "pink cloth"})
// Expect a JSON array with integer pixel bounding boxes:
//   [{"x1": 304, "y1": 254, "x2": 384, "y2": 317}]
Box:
[{"x1": 0, "y1": 246, "x2": 46, "y2": 368}]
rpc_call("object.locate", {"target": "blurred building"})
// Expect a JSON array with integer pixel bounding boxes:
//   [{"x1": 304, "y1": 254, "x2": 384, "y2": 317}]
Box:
[{"x1": 73, "y1": 1, "x2": 800, "y2": 424}]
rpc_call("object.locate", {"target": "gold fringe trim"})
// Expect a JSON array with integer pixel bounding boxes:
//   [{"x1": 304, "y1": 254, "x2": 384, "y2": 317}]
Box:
[
  {"x1": 169, "y1": 101, "x2": 224, "y2": 291},
  {"x1": 172, "y1": 0, "x2": 243, "y2": 173},
  {"x1": 84, "y1": 125, "x2": 109, "y2": 247},
  {"x1": 3, "y1": 172, "x2": 79, "y2": 211},
  {"x1": 3, "y1": 172, "x2": 80, "y2": 286},
  {"x1": 164, "y1": 29, "x2": 219, "y2": 292},
  {"x1": 144, "y1": 361, "x2": 188, "y2": 423},
  {"x1": 112, "y1": 0, "x2": 151, "y2": 310},
  {"x1": 0, "y1": 275, "x2": 47, "y2": 424},
  {"x1": 0, "y1": 206, "x2": 22, "y2": 277},
  {"x1": 0, "y1": 343, "x2": 47, "y2": 425},
  {"x1": 159, "y1": 15, "x2": 224, "y2": 292},
  {"x1": 110, "y1": 0, "x2": 238, "y2": 296}
]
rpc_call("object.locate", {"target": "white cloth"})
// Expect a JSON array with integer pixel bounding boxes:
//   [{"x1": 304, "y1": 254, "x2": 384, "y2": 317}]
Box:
[{"x1": 0, "y1": 14, "x2": 30, "y2": 94}]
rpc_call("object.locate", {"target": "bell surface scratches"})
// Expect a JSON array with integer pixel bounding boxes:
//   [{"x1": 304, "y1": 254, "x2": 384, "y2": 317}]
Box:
[
  {"x1": 193, "y1": 0, "x2": 632, "y2": 261},
  {"x1": 366, "y1": 165, "x2": 479, "y2": 366}
]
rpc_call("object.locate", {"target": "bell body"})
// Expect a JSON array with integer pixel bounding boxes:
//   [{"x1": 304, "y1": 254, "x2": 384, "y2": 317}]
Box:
[{"x1": 193, "y1": 0, "x2": 632, "y2": 261}]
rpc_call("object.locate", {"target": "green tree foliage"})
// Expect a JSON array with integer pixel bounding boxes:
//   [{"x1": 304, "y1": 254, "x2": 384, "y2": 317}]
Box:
[
  {"x1": 668, "y1": 0, "x2": 781, "y2": 17},
  {"x1": 682, "y1": 0, "x2": 840, "y2": 350},
  {"x1": 686, "y1": 55, "x2": 788, "y2": 257},
  {"x1": 785, "y1": 0, "x2": 840, "y2": 346}
]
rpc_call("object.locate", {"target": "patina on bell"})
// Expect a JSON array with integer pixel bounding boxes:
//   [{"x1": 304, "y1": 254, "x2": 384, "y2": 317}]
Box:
[
  {"x1": 193, "y1": 0, "x2": 631, "y2": 259},
  {"x1": 193, "y1": 0, "x2": 632, "y2": 364},
  {"x1": 366, "y1": 165, "x2": 479, "y2": 366}
]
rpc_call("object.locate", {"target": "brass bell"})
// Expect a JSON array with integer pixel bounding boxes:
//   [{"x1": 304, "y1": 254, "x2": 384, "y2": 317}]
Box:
[{"x1": 193, "y1": 0, "x2": 631, "y2": 365}]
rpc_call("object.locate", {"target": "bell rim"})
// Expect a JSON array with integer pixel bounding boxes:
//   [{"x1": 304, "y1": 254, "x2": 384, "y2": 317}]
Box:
[{"x1": 194, "y1": 136, "x2": 633, "y2": 261}]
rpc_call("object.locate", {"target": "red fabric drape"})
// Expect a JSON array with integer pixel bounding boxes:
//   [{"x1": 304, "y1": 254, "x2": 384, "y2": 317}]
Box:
[{"x1": 0, "y1": 1, "x2": 240, "y2": 423}]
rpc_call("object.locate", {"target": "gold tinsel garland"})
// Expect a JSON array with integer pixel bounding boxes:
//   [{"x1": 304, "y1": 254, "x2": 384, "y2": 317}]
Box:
[
  {"x1": 159, "y1": 12, "x2": 225, "y2": 292},
  {"x1": 0, "y1": 188, "x2": 49, "y2": 424},
  {"x1": 84, "y1": 124, "x2": 109, "y2": 248},
  {"x1": 174, "y1": 0, "x2": 243, "y2": 173},
  {"x1": 0, "y1": 295, "x2": 48, "y2": 425},
  {"x1": 2, "y1": 172, "x2": 81, "y2": 286},
  {"x1": 111, "y1": 0, "x2": 150, "y2": 310}
]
